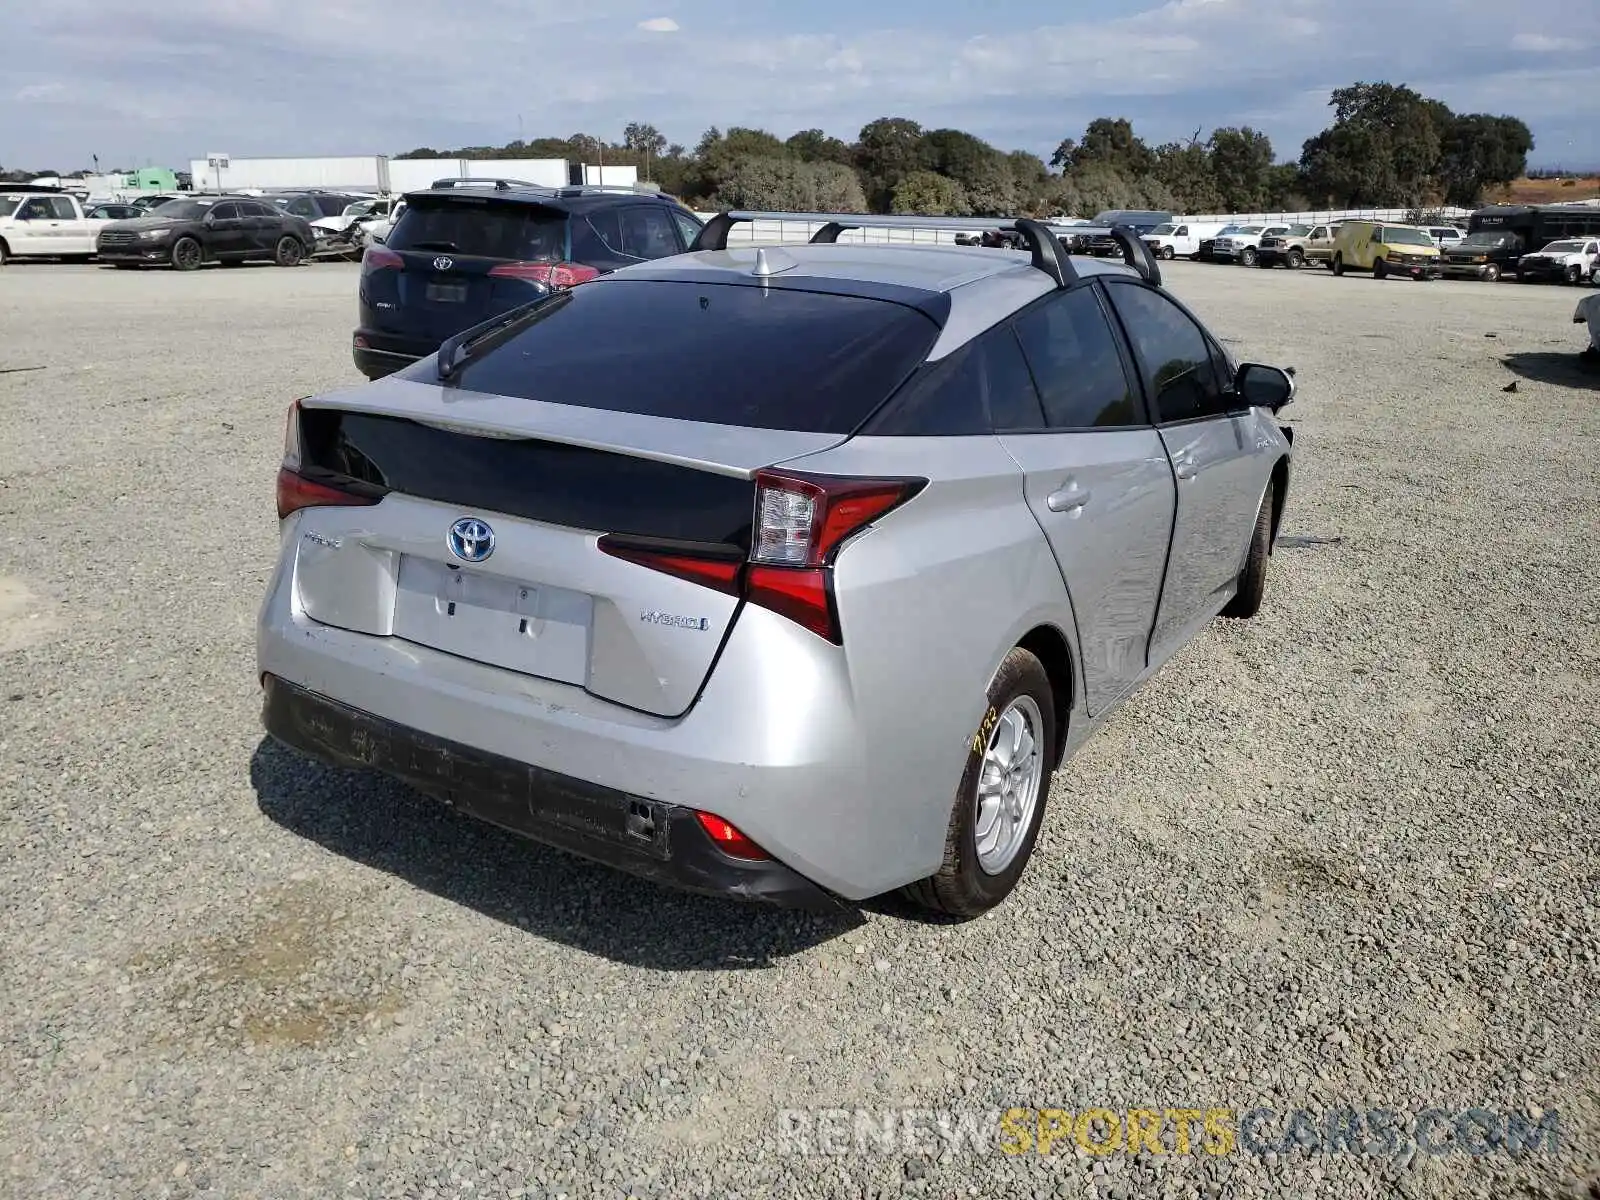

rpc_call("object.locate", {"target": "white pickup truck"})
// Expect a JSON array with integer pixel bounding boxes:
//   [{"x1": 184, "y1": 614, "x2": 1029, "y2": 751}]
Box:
[
  {"x1": 1210, "y1": 223, "x2": 1294, "y2": 266},
  {"x1": 0, "y1": 190, "x2": 115, "y2": 265}
]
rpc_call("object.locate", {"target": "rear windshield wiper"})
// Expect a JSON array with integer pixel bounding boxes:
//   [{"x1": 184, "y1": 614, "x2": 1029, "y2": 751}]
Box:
[{"x1": 436, "y1": 289, "x2": 570, "y2": 381}]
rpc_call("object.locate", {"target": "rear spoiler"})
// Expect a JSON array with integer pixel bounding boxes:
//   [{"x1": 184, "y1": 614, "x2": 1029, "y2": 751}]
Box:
[{"x1": 688, "y1": 210, "x2": 1162, "y2": 288}]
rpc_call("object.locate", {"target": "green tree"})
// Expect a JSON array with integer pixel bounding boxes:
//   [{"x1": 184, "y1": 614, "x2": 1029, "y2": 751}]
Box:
[
  {"x1": 854, "y1": 117, "x2": 928, "y2": 211},
  {"x1": 920, "y1": 129, "x2": 1015, "y2": 216},
  {"x1": 711, "y1": 157, "x2": 867, "y2": 212},
  {"x1": 1436, "y1": 114, "x2": 1533, "y2": 206},
  {"x1": 1298, "y1": 82, "x2": 1450, "y2": 207},
  {"x1": 786, "y1": 129, "x2": 853, "y2": 164},
  {"x1": 1006, "y1": 150, "x2": 1054, "y2": 215},
  {"x1": 890, "y1": 170, "x2": 969, "y2": 216},
  {"x1": 1152, "y1": 140, "x2": 1221, "y2": 213},
  {"x1": 1073, "y1": 117, "x2": 1155, "y2": 179},
  {"x1": 1206, "y1": 126, "x2": 1275, "y2": 212},
  {"x1": 623, "y1": 121, "x2": 668, "y2": 181}
]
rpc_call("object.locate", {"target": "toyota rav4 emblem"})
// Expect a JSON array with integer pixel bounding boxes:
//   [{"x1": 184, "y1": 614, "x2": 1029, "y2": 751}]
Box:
[{"x1": 433, "y1": 255, "x2": 454, "y2": 272}]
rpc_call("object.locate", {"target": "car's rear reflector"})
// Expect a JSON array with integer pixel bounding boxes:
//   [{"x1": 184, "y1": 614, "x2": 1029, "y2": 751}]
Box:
[{"x1": 694, "y1": 811, "x2": 769, "y2": 860}]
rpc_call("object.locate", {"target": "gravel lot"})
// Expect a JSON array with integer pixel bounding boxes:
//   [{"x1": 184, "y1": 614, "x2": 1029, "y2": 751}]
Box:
[{"x1": 2, "y1": 258, "x2": 1597, "y2": 1200}]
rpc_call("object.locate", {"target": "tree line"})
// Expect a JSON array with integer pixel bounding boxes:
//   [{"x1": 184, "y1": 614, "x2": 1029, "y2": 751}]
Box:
[{"x1": 398, "y1": 82, "x2": 1534, "y2": 217}]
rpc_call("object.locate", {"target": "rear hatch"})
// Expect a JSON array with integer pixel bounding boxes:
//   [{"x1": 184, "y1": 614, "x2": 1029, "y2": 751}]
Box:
[
  {"x1": 360, "y1": 192, "x2": 572, "y2": 348},
  {"x1": 289, "y1": 274, "x2": 942, "y2": 717}
]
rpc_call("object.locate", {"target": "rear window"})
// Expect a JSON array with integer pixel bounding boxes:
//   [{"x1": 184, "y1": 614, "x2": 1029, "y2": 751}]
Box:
[
  {"x1": 389, "y1": 198, "x2": 568, "y2": 260},
  {"x1": 445, "y1": 279, "x2": 941, "y2": 433}
]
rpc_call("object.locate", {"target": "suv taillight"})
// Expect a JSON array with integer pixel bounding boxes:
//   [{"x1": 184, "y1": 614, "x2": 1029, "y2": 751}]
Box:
[
  {"x1": 361, "y1": 246, "x2": 403, "y2": 272},
  {"x1": 275, "y1": 400, "x2": 382, "y2": 520},
  {"x1": 488, "y1": 260, "x2": 601, "y2": 288},
  {"x1": 597, "y1": 470, "x2": 925, "y2": 644}
]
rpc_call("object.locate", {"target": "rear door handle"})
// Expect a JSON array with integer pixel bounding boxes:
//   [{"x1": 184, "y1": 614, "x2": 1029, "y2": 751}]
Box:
[{"x1": 1046, "y1": 483, "x2": 1092, "y2": 512}]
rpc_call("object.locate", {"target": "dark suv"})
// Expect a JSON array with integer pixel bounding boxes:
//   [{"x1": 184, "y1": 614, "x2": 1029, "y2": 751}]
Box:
[
  {"x1": 352, "y1": 183, "x2": 705, "y2": 379},
  {"x1": 95, "y1": 195, "x2": 316, "y2": 271}
]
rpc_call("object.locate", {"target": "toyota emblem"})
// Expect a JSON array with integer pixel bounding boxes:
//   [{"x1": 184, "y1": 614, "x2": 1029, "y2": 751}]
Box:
[
  {"x1": 447, "y1": 517, "x2": 495, "y2": 563},
  {"x1": 433, "y1": 255, "x2": 454, "y2": 272}
]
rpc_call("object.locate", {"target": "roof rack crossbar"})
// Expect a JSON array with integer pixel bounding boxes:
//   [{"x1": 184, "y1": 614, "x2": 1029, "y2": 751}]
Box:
[{"x1": 690, "y1": 209, "x2": 1163, "y2": 287}]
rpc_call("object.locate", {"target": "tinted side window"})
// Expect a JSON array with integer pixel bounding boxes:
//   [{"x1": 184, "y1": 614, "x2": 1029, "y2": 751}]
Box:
[
  {"x1": 18, "y1": 199, "x2": 52, "y2": 219},
  {"x1": 50, "y1": 197, "x2": 79, "y2": 219},
  {"x1": 210, "y1": 203, "x2": 238, "y2": 220},
  {"x1": 572, "y1": 210, "x2": 623, "y2": 259},
  {"x1": 1103, "y1": 282, "x2": 1225, "y2": 424},
  {"x1": 864, "y1": 325, "x2": 1040, "y2": 436},
  {"x1": 670, "y1": 209, "x2": 702, "y2": 247},
  {"x1": 619, "y1": 206, "x2": 680, "y2": 259},
  {"x1": 1013, "y1": 286, "x2": 1141, "y2": 429}
]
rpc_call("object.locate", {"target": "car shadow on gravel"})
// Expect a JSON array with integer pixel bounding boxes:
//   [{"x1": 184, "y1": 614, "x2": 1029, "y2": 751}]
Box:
[
  {"x1": 1500, "y1": 351, "x2": 1600, "y2": 389},
  {"x1": 250, "y1": 738, "x2": 863, "y2": 969}
]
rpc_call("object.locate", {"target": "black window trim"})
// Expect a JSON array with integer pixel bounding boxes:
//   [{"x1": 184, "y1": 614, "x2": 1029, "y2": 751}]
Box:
[
  {"x1": 992, "y1": 276, "x2": 1156, "y2": 436},
  {"x1": 1098, "y1": 275, "x2": 1244, "y2": 429}
]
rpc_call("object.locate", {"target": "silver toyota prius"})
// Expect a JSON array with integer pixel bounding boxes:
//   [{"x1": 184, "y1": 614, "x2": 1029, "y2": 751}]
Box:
[{"x1": 256, "y1": 214, "x2": 1297, "y2": 918}]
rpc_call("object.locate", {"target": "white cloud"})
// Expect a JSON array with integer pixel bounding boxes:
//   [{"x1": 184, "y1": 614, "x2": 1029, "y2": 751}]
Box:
[
  {"x1": 15, "y1": 82, "x2": 65, "y2": 101},
  {"x1": 1510, "y1": 32, "x2": 1585, "y2": 52},
  {"x1": 0, "y1": 0, "x2": 1596, "y2": 168}
]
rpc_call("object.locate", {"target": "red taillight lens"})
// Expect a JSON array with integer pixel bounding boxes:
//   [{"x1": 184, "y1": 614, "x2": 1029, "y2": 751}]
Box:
[
  {"x1": 487, "y1": 260, "x2": 601, "y2": 288},
  {"x1": 596, "y1": 538, "x2": 742, "y2": 596},
  {"x1": 597, "y1": 472, "x2": 922, "y2": 644},
  {"x1": 694, "y1": 811, "x2": 769, "y2": 861},
  {"x1": 745, "y1": 565, "x2": 834, "y2": 642},
  {"x1": 276, "y1": 399, "x2": 380, "y2": 520},
  {"x1": 275, "y1": 466, "x2": 381, "y2": 521},
  {"x1": 362, "y1": 246, "x2": 403, "y2": 271},
  {"x1": 742, "y1": 470, "x2": 923, "y2": 642}
]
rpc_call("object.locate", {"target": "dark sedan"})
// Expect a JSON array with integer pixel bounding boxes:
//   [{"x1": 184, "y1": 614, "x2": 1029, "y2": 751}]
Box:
[{"x1": 96, "y1": 196, "x2": 315, "y2": 271}]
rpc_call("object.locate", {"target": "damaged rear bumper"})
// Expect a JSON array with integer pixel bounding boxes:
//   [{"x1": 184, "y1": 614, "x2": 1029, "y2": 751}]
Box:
[{"x1": 260, "y1": 673, "x2": 848, "y2": 913}]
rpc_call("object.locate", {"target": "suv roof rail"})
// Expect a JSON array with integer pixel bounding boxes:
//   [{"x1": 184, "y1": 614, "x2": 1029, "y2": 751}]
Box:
[
  {"x1": 548, "y1": 183, "x2": 667, "y2": 199},
  {"x1": 429, "y1": 176, "x2": 541, "y2": 190},
  {"x1": 689, "y1": 210, "x2": 1162, "y2": 287}
]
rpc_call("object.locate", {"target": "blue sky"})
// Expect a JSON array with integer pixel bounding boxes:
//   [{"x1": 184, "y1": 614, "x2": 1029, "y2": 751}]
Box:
[{"x1": 3, "y1": 0, "x2": 1597, "y2": 173}]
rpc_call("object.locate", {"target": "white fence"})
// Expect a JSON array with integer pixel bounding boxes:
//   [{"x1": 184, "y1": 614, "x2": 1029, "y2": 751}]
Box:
[{"x1": 687, "y1": 206, "x2": 1482, "y2": 247}]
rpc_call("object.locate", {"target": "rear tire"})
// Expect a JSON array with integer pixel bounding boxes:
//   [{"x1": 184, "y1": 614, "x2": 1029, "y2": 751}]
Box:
[
  {"x1": 1222, "y1": 479, "x2": 1274, "y2": 620},
  {"x1": 1483, "y1": 263, "x2": 1501, "y2": 282},
  {"x1": 903, "y1": 647, "x2": 1057, "y2": 919},
  {"x1": 1286, "y1": 248, "x2": 1305, "y2": 269},
  {"x1": 274, "y1": 237, "x2": 305, "y2": 268},
  {"x1": 1160, "y1": 245, "x2": 1176, "y2": 260},
  {"x1": 1332, "y1": 254, "x2": 1345, "y2": 276},
  {"x1": 1239, "y1": 246, "x2": 1258, "y2": 267},
  {"x1": 1566, "y1": 265, "x2": 1582, "y2": 285},
  {"x1": 1374, "y1": 259, "x2": 1387, "y2": 280}
]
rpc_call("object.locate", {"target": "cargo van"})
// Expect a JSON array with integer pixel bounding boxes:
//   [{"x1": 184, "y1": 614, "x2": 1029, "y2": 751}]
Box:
[
  {"x1": 1330, "y1": 221, "x2": 1441, "y2": 280},
  {"x1": 1142, "y1": 221, "x2": 1226, "y2": 260}
]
